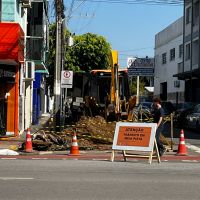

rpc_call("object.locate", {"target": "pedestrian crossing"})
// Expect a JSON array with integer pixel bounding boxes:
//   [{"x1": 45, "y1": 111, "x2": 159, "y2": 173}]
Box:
[{"x1": 186, "y1": 143, "x2": 200, "y2": 154}]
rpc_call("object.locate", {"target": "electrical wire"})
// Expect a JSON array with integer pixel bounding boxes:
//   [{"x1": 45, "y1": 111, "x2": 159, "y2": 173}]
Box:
[
  {"x1": 119, "y1": 46, "x2": 154, "y2": 53},
  {"x1": 66, "y1": 0, "x2": 99, "y2": 34},
  {"x1": 74, "y1": 0, "x2": 187, "y2": 6}
]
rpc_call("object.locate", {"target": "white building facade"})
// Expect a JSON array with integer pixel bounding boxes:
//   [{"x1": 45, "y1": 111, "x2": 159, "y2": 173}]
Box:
[{"x1": 154, "y1": 17, "x2": 185, "y2": 104}]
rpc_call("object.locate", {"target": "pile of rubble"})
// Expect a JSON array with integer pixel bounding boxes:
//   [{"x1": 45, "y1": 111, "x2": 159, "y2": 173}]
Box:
[
  {"x1": 20, "y1": 115, "x2": 171, "y2": 152},
  {"x1": 75, "y1": 116, "x2": 116, "y2": 150},
  {"x1": 24, "y1": 116, "x2": 115, "y2": 151}
]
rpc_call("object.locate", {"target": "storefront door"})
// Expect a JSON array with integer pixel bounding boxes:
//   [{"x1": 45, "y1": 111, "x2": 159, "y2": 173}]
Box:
[
  {"x1": 0, "y1": 79, "x2": 16, "y2": 136},
  {"x1": 0, "y1": 81, "x2": 6, "y2": 135}
]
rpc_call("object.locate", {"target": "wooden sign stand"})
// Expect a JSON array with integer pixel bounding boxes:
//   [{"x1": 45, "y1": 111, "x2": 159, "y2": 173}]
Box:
[
  {"x1": 110, "y1": 122, "x2": 161, "y2": 164},
  {"x1": 111, "y1": 139, "x2": 160, "y2": 164}
]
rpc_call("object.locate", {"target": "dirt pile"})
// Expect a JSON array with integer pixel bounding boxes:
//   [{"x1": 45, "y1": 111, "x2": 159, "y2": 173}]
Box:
[
  {"x1": 25, "y1": 116, "x2": 115, "y2": 151},
  {"x1": 75, "y1": 116, "x2": 116, "y2": 150},
  {"x1": 22, "y1": 115, "x2": 171, "y2": 152}
]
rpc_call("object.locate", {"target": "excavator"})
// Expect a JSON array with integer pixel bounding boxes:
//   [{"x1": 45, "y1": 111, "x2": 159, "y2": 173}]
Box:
[
  {"x1": 66, "y1": 50, "x2": 131, "y2": 121},
  {"x1": 106, "y1": 50, "x2": 135, "y2": 121}
]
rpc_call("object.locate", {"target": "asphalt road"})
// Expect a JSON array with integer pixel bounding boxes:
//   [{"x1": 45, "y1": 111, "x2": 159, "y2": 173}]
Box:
[{"x1": 0, "y1": 159, "x2": 200, "y2": 200}]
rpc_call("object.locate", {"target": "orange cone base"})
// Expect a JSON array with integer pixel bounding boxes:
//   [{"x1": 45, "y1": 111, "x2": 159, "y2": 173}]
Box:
[
  {"x1": 176, "y1": 153, "x2": 188, "y2": 156},
  {"x1": 176, "y1": 146, "x2": 188, "y2": 156},
  {"x1": 25, "y1": 149, "x2": 33, "y2": 153},
  {"x1": 68, "y1": 152, "x2": 81, "y2": 156},
  {"x1": 176, "y1": 152, "x2": 188, "y2": 156},
  {"x1": 68, "y1": 153, "x2": 81, "y2": 156},
  {"x1": 25, "y1": 143, "x2": 33, "y2": 153},
  {"x1": 68, "y1": 146, "x2": 80, "y2": 156},
  {"x1": 68, "y1": 147, "x2": 80, "y2": 155}
]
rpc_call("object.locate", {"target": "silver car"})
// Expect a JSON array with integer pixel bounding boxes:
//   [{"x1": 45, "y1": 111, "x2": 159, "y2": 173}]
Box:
[{"x1": 186, "y1": 104, "x2": 200, "y2": 130}]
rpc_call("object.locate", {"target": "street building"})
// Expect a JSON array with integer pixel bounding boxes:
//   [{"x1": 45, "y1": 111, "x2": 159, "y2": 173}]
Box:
[
  {"x1": 154, "y1": 17, "x2": 184, "y2": 104},
  {"x1": 0, "y1": 0, "x2": 49, "y2": 137},
  {"x1": 26, "y1": 0, "x2": 49, "y2": 126},
  {"x1": 174, "y1": 0, "x2": 200, "y2": 103}
]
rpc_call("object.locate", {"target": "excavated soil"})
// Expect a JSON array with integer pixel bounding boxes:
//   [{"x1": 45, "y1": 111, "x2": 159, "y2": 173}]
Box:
[
  {"x1": 29, "y1": 116, "x2": 115, "y2": 151},
  {"x1": 28, "y1": 115, "x2": 171, "y2": 151}
]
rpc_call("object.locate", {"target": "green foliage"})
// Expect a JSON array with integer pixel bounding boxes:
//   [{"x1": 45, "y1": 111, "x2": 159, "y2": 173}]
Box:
[
  {"x1": 129, "y1": 77, "x2": 148, "y2": 96},
  {"x1": 46, "y1": 23, "x2": 56, "y2": 95},
  {"x1": 65, "y1": 33, "x2": 111, "y2": 72},
  {"x1": 46, "y1": 25, "x2": 112, "y2": 94}
]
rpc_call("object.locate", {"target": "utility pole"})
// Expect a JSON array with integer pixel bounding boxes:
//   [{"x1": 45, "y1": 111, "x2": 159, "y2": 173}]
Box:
[{"x1": 54, "y1": 0, "x2": 64, "y2": 131}]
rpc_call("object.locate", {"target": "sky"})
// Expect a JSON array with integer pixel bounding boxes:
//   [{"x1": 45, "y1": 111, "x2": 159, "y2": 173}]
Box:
[{"x1": 50, "y1": 0, "x2": 183, "y2": 67}]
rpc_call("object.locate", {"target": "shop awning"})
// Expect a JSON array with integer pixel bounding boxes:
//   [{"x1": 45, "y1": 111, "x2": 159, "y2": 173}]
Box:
[
  {"x1": 173, "y1": 68, "x2": 200, "y2": 80},
  {"x1": 0, "y1": 23, "x2": 24, "y2": 62},
  {"x1": 34, "y1": 60, "x2": 49, "y2": 74}
]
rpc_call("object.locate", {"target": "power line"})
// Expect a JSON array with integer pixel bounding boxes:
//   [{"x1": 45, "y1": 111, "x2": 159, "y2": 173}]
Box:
[
  {"x1": 66, "y1": 0, "x2": 99, "y2": 34},
  {"x1": 118, "y1": 46, "x2": 154, "y2": 53},
  {"x1": 75, "y1": 0, "x2": 187, "y2": 6}
]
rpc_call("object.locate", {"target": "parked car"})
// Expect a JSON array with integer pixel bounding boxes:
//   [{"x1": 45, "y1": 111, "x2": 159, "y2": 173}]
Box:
[
  {"x1": 138, "y1": 102, "x2": 153, "y2": 110},
  {"x1": 135, "y1": 102, "x2": 153, "y2": 121},
  {"x1": 161, "y1": 101, "x2": 176, "y2": 116},
  {"x1": 185, "y1": 104, "x2": 200, "y2": 131},
  {"x1": 173, "y1": 102, "x2": 196, "y2": 128}
]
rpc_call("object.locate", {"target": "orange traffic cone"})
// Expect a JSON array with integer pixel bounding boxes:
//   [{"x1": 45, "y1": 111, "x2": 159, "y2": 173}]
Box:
[
  {"x1": 25, "y1": 128, "x2": 33, "y2": 152},
  {"x1": 68, "y1": 130, "x2": 80, "y2": 156},
  {"x1": 176, "y1": 129, "x2": 188, "y2": 156}
]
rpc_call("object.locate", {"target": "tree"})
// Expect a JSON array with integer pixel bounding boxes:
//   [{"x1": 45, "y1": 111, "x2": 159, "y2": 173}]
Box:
[
  {"x1": 129, "y1": 77, "x2": 148, "y2": 96},
  {"x1": 47, "y1": 24, "x2": 112, "y2": 94},
  {"x1": 65, "y1": 33, "x2": 112, "y2": 72}
]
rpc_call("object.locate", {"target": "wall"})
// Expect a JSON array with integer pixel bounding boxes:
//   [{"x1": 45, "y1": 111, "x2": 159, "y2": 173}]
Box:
[{"x1": 154, "y1": 17, "x2": 185, "y2": 103}]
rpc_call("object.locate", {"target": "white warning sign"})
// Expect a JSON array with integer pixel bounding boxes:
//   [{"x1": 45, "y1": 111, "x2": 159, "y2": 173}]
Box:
[{"x1": 61, "y1": 70, "x2": 73, "y2": 88}]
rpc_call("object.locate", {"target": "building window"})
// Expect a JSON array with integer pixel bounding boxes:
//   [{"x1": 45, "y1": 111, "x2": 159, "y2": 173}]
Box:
[
  {"x1": 186, "y1": 6, "x2": 192, "y2": 24},
  {"x1": 162, "y1": 53, "x2": 167, "y2": 64},
  {"x1": 179, "y1": 44, "x2": 183, "y2": 58},
  {"x1": 185, "y1": 43, "x2": 191, "y2": 61},
  {"x1": 194, "y1": 1, "x2": 199, "y2": 18},
  {"x1": 170, "y1": 48, "x2": 175, "y2": 61},
  {"x1": 193, "y1": 1, "x2": 199, "y2": 26}
]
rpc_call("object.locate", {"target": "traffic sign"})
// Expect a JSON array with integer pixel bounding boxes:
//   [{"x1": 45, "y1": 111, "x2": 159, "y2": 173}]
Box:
[
  {"x1": 61, "y1": 70, "x2": 73, "y2": 88},
  {"x1": 128, "y1": 67, "x2": 154, "y2": 76},
  {"x1": 127, "y1": 57, "x2": 136, "y2": 68}
]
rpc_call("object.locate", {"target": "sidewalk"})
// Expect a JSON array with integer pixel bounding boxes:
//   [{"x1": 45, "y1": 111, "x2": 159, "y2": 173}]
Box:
[
  {"x1": 0, "y1": 141, "x2": 200, "y2": 162},
  {"x1": 0, "y1": 114, "x2": 200, "y2": 161},
  {"x1": 0, "y1": 149, "x2": 200, "y2": 162},
  {"x1": 0, "y1": 135, "x2": 200, "y2": 161}
]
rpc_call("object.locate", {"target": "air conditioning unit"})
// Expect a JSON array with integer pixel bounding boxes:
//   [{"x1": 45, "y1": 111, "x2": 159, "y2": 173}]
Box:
[
  {"x1": 25, "y1": 61, "x2": 35, "y2": 80},
  {"x1": 21, "y1": 0, "x2": 31, "y2": 8},
  {"x1": 174, "y1": 80, "x2": 180, "y2": 88}
]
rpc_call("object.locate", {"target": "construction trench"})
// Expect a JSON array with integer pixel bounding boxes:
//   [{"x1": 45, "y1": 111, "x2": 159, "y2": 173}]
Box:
[{"x1": 19, "y1": 105, "x2": 172, "y2": 152}]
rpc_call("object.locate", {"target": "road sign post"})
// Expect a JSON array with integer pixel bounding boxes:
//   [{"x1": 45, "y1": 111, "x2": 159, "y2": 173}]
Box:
[{"x1": 61, "y1": 70, "x2": 73, "y2": 88}]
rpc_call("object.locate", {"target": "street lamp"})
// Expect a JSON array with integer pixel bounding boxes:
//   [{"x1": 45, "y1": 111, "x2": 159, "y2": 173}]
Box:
[{"x1": 67, "y1": 34, "x2": 74, "y2": 47}]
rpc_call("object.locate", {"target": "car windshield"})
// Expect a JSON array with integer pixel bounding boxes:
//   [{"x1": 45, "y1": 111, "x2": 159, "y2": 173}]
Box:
[
  {"x1": 193, "y1": 104, "x2": 200, "y2": 113},
  {"x1": 161, "y1": 102, "x2": 175, "y2": 115},
  {"x1": 138, "y1": 102, "x2": 152, "y2": 109},
  {"x1": 177, "y1": 102, "x2": 194, "y2": 110}
]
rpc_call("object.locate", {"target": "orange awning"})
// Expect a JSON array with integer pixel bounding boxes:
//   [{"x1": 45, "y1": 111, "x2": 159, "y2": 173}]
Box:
[{"x1": 0, "y1": 22, "x2": 24, "y2": 62}]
